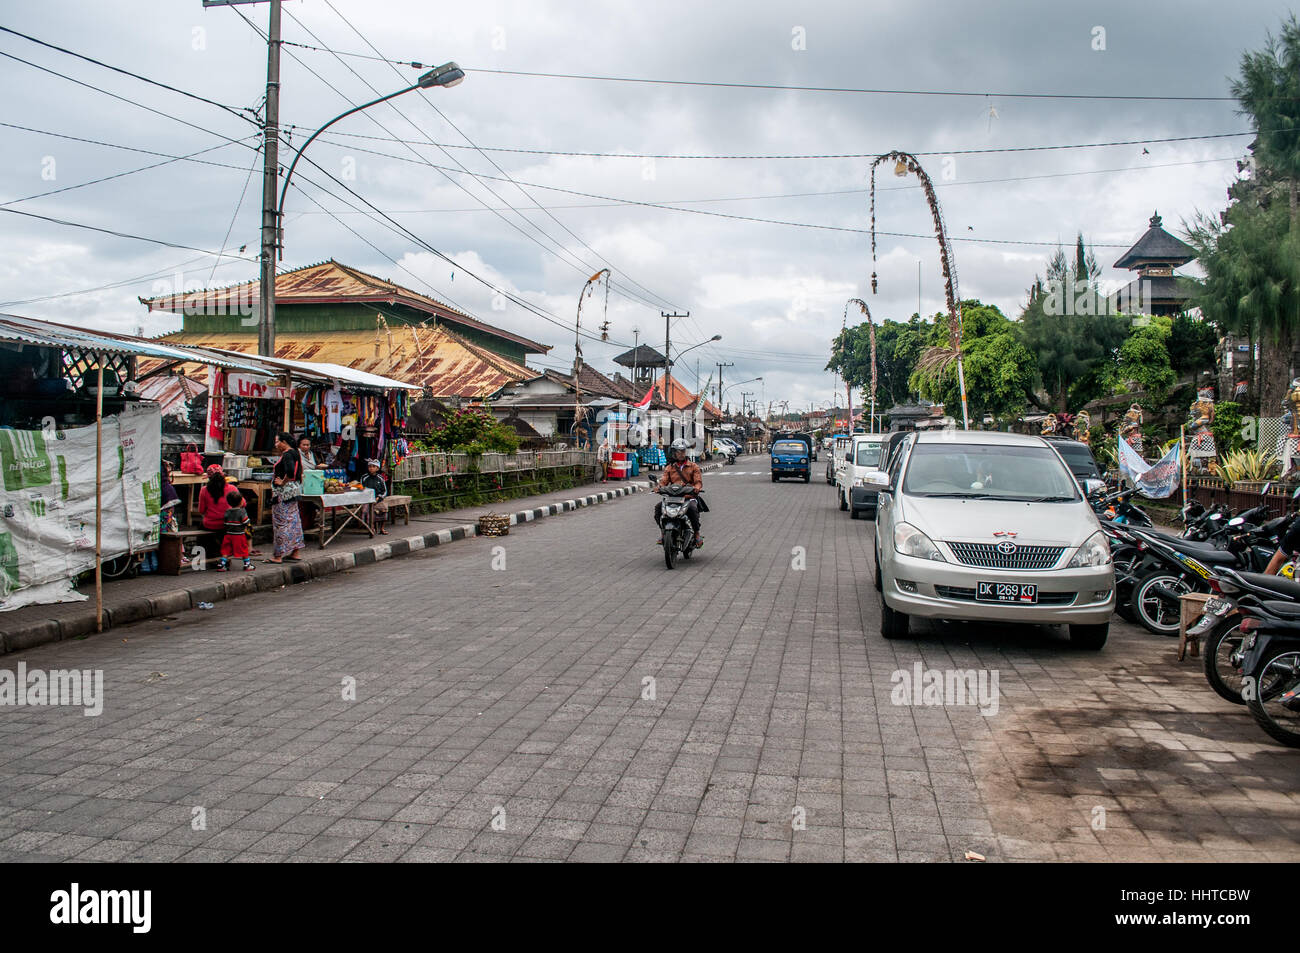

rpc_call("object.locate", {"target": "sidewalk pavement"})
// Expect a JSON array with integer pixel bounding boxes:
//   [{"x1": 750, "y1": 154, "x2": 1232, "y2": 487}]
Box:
[{"x1": 0, "y1": 471, "x2": 682, "y2": 655}]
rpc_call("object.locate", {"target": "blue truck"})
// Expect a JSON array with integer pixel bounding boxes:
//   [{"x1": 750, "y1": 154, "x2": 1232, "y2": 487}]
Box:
[{"x1": 770, "y1": 433, "x2": 813, "y2": 483}]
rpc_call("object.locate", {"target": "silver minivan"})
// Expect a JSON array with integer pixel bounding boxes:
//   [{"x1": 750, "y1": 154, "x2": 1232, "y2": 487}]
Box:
[{"x1": 873, "y1": 430, "x2": 1114, "y2": 649}]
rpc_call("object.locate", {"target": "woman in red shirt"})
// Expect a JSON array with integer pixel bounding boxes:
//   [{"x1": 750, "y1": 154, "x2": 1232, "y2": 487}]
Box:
[{"x1": 197, "y1": 465, "x2": 233, "y2": 531}]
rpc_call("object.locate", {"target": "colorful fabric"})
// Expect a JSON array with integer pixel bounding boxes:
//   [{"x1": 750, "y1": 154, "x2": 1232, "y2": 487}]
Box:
[{"x1": 272, "y1": 500, "x2": 305, "y2": 557}]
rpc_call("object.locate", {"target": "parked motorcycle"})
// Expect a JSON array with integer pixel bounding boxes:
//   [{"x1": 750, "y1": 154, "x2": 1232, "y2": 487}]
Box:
[
  {"x1": 1188, "y1": 566, "x2": 1300, "y2": 705},
  {"x1": 1236, "y1": 598, "x2": 1300, "y2": 747},
  {"x1": 654, "y1": 482, "x2": 704, "y2": 569}
]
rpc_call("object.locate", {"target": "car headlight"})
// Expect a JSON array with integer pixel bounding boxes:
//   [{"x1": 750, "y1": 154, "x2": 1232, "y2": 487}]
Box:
[
  {"x1": 894, "y1": 522, "x2": 945, "y2": 561},
  {"x1": 1067, "y1": 531, "x2": 1111, "y2": 568}
]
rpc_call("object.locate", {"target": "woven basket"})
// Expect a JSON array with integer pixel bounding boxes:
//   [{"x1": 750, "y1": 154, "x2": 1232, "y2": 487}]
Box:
[{"x1": 478, "y1": 513, "x2": 510, "y2": 537}]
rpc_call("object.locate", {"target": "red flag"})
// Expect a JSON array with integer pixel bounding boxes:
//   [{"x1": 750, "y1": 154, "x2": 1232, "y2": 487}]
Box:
[{"x1": 633, "y1": 385, "x2": 654, "y2": 409}]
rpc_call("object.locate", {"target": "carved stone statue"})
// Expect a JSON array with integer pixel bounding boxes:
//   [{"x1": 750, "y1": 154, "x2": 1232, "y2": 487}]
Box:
[
  {"x1": 1119, "y1": 403, "x2": 1144, "y2": 455},
  {"x1": 1287, "y1": 378, "x2": 1300, "y2": 439},
  {"x1": 1187, "y1": 386, "x2": 1215, "y2": 456},
  {"x1": 1072, "y1": 410, "x2": 1091, "y2": 444}
]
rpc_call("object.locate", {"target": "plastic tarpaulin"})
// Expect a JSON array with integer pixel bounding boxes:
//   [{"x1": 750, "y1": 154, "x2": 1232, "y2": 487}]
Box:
[
  {"x1": 0, "y1": 402, "x2": 161, "y2": 610},
  {"x1": 1118, "y1": 434, "x2": 1181, "y2": 499}
]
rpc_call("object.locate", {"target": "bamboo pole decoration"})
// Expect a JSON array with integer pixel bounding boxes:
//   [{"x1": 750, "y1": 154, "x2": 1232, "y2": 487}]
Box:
[
  {"x1": 95, "y1": 360, "x2": 103, "y2": 634},
  {"x1": 869, "y1": 150, "x2": 968, "y2": 430},
  {"x1": 1181, "y1": 425, "x2": 1188, "y2": 515}
]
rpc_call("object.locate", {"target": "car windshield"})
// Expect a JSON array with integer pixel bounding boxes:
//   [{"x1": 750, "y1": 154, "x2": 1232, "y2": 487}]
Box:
[
  {"x1": 855, "y1": 442, "x2": 882, "y2": 467},
  {"x1": 902, "y1": 442, "x2": 1079, "y2": 501},
  {"x1": 772, "y1": 441, "x2": 805, "y2": 454},
  {"x1": 1054, "y1": 443, "x2": 1100, "y2": 478}
]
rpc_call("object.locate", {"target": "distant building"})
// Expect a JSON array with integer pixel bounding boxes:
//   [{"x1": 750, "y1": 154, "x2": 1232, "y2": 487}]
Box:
[
  {"x1": 1110, "y1": 212, "x2": 1197, "y2": 316},
  {"x1": 140, "y1": 260, "x2": 549, "y2": 399}
]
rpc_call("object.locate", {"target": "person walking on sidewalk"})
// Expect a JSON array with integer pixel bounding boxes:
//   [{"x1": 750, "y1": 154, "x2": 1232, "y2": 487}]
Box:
[
  {"x1": 269, "y1": 432, "x2": 305, "y2": 563},
  {"x1": 217, "y1": 489, "x2": 253, "y2": 571},
  {"x1": 598, "y1": 435, "x2": 613, "y2": 482}
]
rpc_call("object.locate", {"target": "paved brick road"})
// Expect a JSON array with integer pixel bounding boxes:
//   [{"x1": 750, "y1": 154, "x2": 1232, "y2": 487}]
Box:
[{"x1": 1, "y1": 463, "x2": 1296, "y2": 862}]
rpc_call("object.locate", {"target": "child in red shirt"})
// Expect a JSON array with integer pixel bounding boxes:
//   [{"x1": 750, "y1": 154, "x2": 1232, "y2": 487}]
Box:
[{"x1": 217, "y1": 490, "x2": 253, "y2": 571}]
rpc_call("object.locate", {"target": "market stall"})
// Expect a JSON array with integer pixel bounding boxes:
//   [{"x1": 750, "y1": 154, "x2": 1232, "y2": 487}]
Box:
[{"x1": 0, "y1": 314, "x2": 270, "y2": 619}]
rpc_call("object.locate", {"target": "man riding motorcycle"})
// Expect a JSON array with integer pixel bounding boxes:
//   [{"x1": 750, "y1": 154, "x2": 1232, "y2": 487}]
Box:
[{"x1": 655, "y1": 438, "x2": 704, "y2": 547}]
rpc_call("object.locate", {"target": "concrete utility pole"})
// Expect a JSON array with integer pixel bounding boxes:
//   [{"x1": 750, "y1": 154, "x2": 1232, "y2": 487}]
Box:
[
  {"x1": 661, "y1": 310, "x2": 689, "y2": 400},
  {"x1": 715, "y1": 362, "x2": 733, "y2": 412},
  {"x1": 258, "y1": 0, "x2": 282, "y2": 358}
]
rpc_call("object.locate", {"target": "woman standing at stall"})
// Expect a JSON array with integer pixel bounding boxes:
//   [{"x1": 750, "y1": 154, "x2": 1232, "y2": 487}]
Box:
[
  {"x1": 197, "y1": 464, "x2": 232, "y2": 532},
  {"x1": 297, "y1": 433, "x2": 320, "y2": 533},
  {"x1": 269, "y1": 431, "x2": 304, "y2": 563}
]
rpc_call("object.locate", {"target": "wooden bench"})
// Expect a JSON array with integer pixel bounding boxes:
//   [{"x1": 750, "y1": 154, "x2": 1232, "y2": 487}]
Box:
[
  {"x1": 385, "y1": 494, "x2": 412, "y2": 526},
  {"x1": 159, "y1": 530, "x2": 213, "y2": 575}
]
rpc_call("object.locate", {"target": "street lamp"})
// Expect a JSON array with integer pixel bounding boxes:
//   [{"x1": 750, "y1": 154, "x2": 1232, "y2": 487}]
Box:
[
  {"x1": 261, "y1": 62, "x2": 465, "y2": 355},
  {"x1": 722, "y1": 376, "x2": 762, "y2": 413},
  {"x1": 670, "y1": 334, "x2": 722, "y2": 368}
]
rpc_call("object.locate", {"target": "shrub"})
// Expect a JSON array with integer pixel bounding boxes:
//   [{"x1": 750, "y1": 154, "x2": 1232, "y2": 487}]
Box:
[{"x1": 418, "y1": 408, "x2": 520, "y2": 455}]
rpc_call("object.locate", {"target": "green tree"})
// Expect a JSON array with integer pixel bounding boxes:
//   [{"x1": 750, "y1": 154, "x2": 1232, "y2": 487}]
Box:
[
  {"x1": 1019, "y1": 236, "x2": 1130, "y2": 411},
  {"x1": 828, "y1": 314, "x2": 928, "y2": 409},
  {"x1": 909, "y1": 301, "x2": 1036, "y2": 421},
  {"x1": 421, "y1": 407, "x2": 520, "y2": 455},
  {"x1": 1212, "y1": 400, "x2": 1246, "y2": 455},
  {"x1": 1167, "y1": 313, "x2": 1219, "y2": 378},
  {"x1": 1107, "y1": 316, "x2": 1176, "y2": 403}
]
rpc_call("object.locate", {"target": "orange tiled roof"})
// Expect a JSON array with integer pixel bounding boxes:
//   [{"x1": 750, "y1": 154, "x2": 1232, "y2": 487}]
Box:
[{"x1": 651, "y1": 373, "x2": 723, "y2": 417}]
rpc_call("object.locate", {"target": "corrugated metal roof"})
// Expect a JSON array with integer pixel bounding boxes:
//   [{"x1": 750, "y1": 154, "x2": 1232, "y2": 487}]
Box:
[
  {"x1": 0, "y1": 313, "x2": 268, "y2": 371},
  {"x1": 139, "y1": 259, "x2": 551, "y2": 354},
  {"x1": 156, "y1": 325, "x2": 539, "y2": 398},
  {"x1": 135, "y1": 375, "x2": 206, "y2": 419}
]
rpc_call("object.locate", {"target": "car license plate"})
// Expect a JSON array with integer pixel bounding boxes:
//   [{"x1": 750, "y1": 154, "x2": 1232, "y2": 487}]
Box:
[{"x1": 977, "y1": 582, "x2": 1038, "y2": 604}]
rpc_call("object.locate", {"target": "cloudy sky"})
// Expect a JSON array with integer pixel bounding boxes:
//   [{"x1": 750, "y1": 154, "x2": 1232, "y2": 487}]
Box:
[{"x1": 0, "y1": 0, "x2": 1289, "y2": 411}]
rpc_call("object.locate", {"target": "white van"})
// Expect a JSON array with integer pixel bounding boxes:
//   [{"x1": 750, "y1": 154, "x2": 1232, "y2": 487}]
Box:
[
  {"x1": 827, "y1": 434, "x2": 852, "y2": 485},
  {"x1": 837, "y1": 433, "x2": 887, "y2": 519}
]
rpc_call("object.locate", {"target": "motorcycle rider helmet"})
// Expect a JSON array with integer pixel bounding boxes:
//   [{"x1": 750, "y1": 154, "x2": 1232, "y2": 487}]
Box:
[{"x1": 670, "y1": 438, "x2": 691, "y2": 459}]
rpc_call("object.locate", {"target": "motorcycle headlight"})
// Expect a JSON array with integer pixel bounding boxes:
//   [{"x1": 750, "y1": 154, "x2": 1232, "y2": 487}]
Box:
[
  {"x1": 1067, "y1": 531, "x2": 1111, "y2": 568},
  {"x1": 894, "y1": 522, "x2": 945, "y2": 561}
]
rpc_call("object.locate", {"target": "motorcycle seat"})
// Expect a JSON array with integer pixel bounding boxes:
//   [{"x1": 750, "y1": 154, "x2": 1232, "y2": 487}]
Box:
[
  {"x1": 1259, "y1": 599, "x2": 1300, "y2": 619},
  {"x1": 1227, "y1": 570, "x2": 1300, "y2": 601}
]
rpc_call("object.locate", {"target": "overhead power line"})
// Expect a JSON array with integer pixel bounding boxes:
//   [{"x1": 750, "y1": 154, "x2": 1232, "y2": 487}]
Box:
[
  {"x1": 298, "y1": 127, "x2": 1260, "y2": 161},
  {"x1": 0, "y1": 206, "x2": 259, "y2": 260},
  {"x1": 292, "y1": 136, "x2": 1144, "y2": 248},
  {"x1": 0, "y1": 25, "x2": 260, "y2": 123}
]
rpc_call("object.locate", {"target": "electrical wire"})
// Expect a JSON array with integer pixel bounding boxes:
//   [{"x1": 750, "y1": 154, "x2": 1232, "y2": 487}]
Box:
[
  {"x1": 301, "y1": 126, "x2": 1260, "y2": 160},
  {"x1": 320, "y1": 0, "x2": 681, "y2": 314},
  {"x1": 289, "y1": 136, "x2": 1144, "y2": 248},
  {"x1": 0, "y1": 206, "x2": 259, "y2": 259},
  {"x1": 0, "y1": 49, "x2": 256, "y2": 147},
  {"x1": 461, "y1": 65, "x2": 1243, "y2": 102},
  {"x1": 0, "y1": 136, "x2": 259, "y2": 208},
  {"x1": 283, "y1": 3, "x2": 678, "y2": 315},
  {"x1": 0, "y1": 121, "x2": 257, "y2": 171},
  {"x1": 0, "y1": 25, "x2": 260, "y2": 124}
]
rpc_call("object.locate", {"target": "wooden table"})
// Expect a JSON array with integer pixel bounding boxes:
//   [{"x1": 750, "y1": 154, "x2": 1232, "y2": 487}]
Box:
[{"x1": 300, "y1": 489, "x2": 375, "y2": 548}]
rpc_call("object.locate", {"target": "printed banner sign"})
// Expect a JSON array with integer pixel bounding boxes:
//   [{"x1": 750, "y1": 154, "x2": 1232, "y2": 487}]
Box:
[
  {"x1": 226, "y1": 373, "x2": 295, "y2": 401},
  {"x1": 0, "y1": 403, "x2": 161, "y2": 610},
  {"x1": 1118, "y1": 434, "x2": 1181, "y2": 499}
]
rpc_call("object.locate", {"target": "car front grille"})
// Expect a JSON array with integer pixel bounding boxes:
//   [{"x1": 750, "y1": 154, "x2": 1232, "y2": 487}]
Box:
[
  {"x1": 945, "y1": 542, "x2": 1066, "y2": 570},
  {"x1": 934, "y1": 585, "x2": 1076, "y2": 605}
]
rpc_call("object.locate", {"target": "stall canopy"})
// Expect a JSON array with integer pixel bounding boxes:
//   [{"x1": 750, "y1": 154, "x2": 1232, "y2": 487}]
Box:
[
  {"x1": 0, "y1": 313, "x2": 268, "y2": 375},
  {"x1": 192, "y1": 347, "x2": 422, "y2": 392}
]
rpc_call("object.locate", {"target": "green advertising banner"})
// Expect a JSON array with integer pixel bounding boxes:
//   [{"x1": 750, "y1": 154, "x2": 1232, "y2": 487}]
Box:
[{"x1": 0, "y1": 402, "x2": 161, "y2": 610}]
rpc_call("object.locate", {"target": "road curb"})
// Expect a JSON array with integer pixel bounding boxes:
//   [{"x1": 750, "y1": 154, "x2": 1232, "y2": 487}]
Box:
[{"x1": 0, "y1": 483, "x2": 647, "y2": 656}]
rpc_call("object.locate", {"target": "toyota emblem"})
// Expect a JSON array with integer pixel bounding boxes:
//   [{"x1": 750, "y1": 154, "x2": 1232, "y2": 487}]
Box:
[{"x1": 995, "y1": 540, "x2": 1018, "y2": 555}]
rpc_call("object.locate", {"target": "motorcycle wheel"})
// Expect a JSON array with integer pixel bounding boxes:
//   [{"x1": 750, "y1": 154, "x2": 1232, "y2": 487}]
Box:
[
  {"x1": 1111, "y1": 546, "x2": 1141, "y2": 623},
  {"x1": 663, "y1": 532, "x2": 676, "y2": 569},
  {"x1": 1202, "y1": 619, "x2": 1247, "y2": 705},
  {"x1": 1133, "y1": 571, "x2": 1192, "y2": 636},
  {"x1": 1246, "y1": 645, "x2": 1300, "y2": 748}
]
